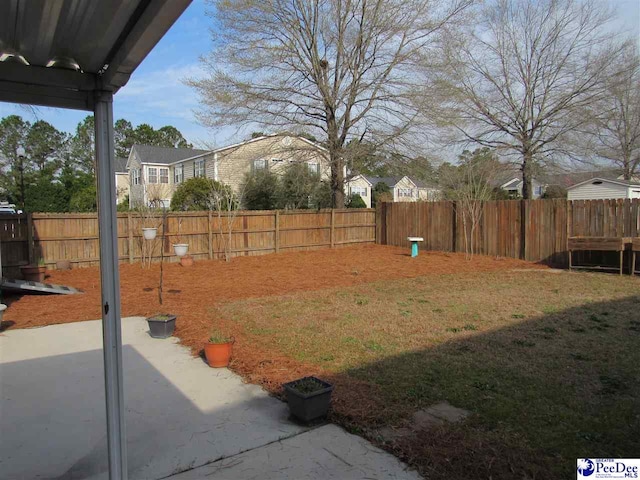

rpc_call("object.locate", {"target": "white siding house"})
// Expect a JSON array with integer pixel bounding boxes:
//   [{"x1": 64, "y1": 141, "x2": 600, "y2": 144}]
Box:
[
  {"x1": 567, "y1": 178, "x2": 640, "y2": 200},
  {"x1": 499, "y1": 177, "x2": 545, "y2": 198},
  {"x1": 363, "y1": 175, "x2": 441, "y2": 203},
  {"x1": 345, "y1": 175, "x2": 373, "y2": 207}
]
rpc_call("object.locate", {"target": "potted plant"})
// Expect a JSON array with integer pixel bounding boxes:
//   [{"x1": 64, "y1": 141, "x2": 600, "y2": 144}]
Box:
[
  {"x1": 172, "y1": 218, "x2": 188, "y2": 257},
  {"x1": 173, "y1": 243, "x2": 188, "y2": 257},
  {"x1": 142, "y1": 227, "x2": 157, "y2": 240},
  {"x1": 283, "y1": 376, "x2": 334, "y2": 423},
  {"x1": 204, "y1": 331, "x2": 234, "y2": 367},
  {"x1": 146, "y1": 313, "x2": 177, "y2": 338},
  {"x1": 21, "y1": 259, "x2": 46, "y2": 282}
]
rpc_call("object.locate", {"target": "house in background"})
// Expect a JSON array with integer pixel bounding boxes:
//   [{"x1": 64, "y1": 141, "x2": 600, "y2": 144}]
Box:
[
  {"x1": 127, "y1": 134, "x2": 330, "y2": 208},
  {"x1": 495, "y1": 174, "x2": 545, "y2": 198},
  {"x1": 567, "y1": 177, "x2": 640, "y2": 200},
  {"x1": 345, "y1": 174, "x2": 373, "y2": 207},
  {"x1": 114, "y1": 157, "x2": 130, "y2": 205},
  {"x1": 363, "y1": 176, "x2": 441, "y2": 203}
]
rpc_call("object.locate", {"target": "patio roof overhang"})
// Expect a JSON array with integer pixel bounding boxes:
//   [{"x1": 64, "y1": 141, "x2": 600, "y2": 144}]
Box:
[
  {"x1": 0, "y1": 0, "x2": 190, "y2": 110},
  {"x1": 0, "y1": 2, "x2": 192, "y2": 479}
]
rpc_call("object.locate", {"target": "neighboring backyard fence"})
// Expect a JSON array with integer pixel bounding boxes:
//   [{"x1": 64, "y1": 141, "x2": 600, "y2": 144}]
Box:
[
  {"x1": 376, "y1": 199, "x2": 640, "y2": 266},
  {"x1": 0, "y1": 209, "x2": 376, "y2": 277}
]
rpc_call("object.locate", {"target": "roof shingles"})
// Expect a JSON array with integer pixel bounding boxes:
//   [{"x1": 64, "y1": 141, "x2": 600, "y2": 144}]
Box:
[{"x1": 132, "y1": 145, "x2": 209, "y2": 165}]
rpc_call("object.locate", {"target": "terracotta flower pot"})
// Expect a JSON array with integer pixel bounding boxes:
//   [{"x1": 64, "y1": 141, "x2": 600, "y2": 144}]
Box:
[
  {"x1": 180, "y1": 255, "x2": 194, "y2": 267},
  {"x1": 204, "y1": 340, "x2": 234, "y2": 368},
  {"x1": 21, "y1": 265, "x2": 46, "y2": 283}
]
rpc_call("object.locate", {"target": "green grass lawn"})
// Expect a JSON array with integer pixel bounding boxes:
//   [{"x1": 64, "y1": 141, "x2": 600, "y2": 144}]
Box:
[{"x1": 220, "y1": 270, "x2": 640, "y2": 479}]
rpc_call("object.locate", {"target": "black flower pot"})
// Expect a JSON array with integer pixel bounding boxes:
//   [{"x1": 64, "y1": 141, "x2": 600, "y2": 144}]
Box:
[
  {"x1": 283, "y1": 376, "x2": 334, "y2": 423},
  {"x1": 146, "y1": 314, "x2": 177, "y2": 338}
]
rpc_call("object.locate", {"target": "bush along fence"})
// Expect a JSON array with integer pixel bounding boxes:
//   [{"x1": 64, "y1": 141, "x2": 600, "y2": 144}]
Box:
[
  {"x1": 0, "y1": 209, "x2": 376, "y2": 277},
  {"x1": 376, "y1": 198, "x2": 640, "y2": 267}
]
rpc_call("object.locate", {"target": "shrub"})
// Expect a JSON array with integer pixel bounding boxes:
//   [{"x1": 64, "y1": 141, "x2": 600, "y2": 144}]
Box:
[
  {"x1": 69, "y1": 184, "x2": 97, "y2": 212},
  {"x1": 346, "y1": 193, "x2": 367, "y2": 208},
  {"x1": 243, "y1": 170, "x2": 280, "y2": 210},
  {"x1": 372, "y1": 182, "x2": 391, "y2": 207},
  {"x1": 542, "y1": 185, "x2": 567, "y2": 199},
  {"x1": 171, "y1": 177, "x2": 235, "y2": 211},
  {"x1": 280, "y1": 163, "x2": 322, "y2": 209}
]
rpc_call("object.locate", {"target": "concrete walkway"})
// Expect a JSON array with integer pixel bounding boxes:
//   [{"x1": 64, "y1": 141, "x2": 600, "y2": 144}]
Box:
[{"x1": 0, "y1": 317, "x2": 420, "y2": 480}]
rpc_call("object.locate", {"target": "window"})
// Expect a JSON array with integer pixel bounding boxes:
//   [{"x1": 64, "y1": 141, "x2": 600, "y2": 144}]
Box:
[
  {"x1": 253, "y1": 158, "x2": 268, "y2": 171},
  {"x1": 307, "y1": 162, "x2": 320, "y2": 174},
  {"x1": 350, "y1": 186, "x2": 367, "y2": 197},
  {"x1": 174, "y1": 165, "x2": 184, "y2": 184},
  {"x1": 398, "y1": 188, "x2": 413, "y2": 198},
  {"x1": 194, "y1": 159, "x2": 205, "y2": 177},
  {"x1": 271, "y1": 158, "x2": 283, "y2": 163},
  {"x1": 159, "y1": 168, "x2": 169, "y2": 184},
  {"x1": 132, "y1": 168, "x2": 140, "y2": 185},
  {"x1": 534, "y1": 186, "x2": 543, "y2": 195},
  {"x1": 148, "y1": 167, "x2": 158, "y2": 184}
]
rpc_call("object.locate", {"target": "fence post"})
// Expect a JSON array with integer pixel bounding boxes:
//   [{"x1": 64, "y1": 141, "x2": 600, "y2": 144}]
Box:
[
  {"x1": 375, "y1": 203, "x2": 381, "y2": 244},
  {"x1": 26, "y1": 212, "x2": 34, "y2": 264},
  {"x1": 330, "y1": 209, "x2": 335, "y2": 248},
  {"x1": 520, "y1": 199, "x2": 527, "y2": 260},
  {"x1": 208, "y1": 210, "x2": 213, "y2": 259},
  {"x1": 127, "y1": 213, "x2": 133, "y2": 264},
  {"x1": 275, "y1": 210, "x2": 280, "y2": 253},
  {"x1": 451, "y1": 202, "x2": 457, "y2": 253}
]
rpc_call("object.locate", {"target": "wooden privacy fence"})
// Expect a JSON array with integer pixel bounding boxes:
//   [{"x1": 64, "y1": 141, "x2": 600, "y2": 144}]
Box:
[
  {"x1": 0, "y1": 209, "x2": 376, "y2": 277},
  {"x1": 2, "y1": 199, "x2": 639, "y2": 277},
  {"x1": 376, "y1": 199, "x2": 640, "y2": 266}
]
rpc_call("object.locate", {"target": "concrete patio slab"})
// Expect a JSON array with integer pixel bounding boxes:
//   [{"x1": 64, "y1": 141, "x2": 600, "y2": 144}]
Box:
[
  {"x1": 169, "y1": 424, "x2": 422, "y2": 480},
  {"x1": 0, "y1": 317, "x2": 421, "y2": 480},
  {"x1": 0, "y1": 317, "x2": 305, "y2": 480}
]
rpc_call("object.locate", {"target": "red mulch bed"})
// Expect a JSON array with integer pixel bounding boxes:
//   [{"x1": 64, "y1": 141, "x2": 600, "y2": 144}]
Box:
[
  {"x1": 2, "y1": 245, "x2": 545, "y2": 477},
  {"x1": 2, "y1": 244, "x2": 543, "y2": 422},
  {"x1": 4, "y1": 244, "x2": 541, "y2": 331}
]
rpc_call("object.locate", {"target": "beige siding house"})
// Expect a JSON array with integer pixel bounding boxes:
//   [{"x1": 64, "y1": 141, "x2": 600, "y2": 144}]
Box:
[
  {"x1": 114, "y1": 157, "x2": 129, "y2": 205},
  {"x1": 126, "y1": 135, "x2": 329, "y2": 208}
]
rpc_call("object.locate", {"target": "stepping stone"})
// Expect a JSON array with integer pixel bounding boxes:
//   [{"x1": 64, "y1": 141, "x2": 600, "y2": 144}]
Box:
[
  {"x1": 424, "y1": 401, "x2": 471, "y2": 423},
  {"x1": 378, "y1": 401, "x2": 471, "y2": 442},
  {"x1": 411, "y1": 402, "x2": 471, "y2": 431}
]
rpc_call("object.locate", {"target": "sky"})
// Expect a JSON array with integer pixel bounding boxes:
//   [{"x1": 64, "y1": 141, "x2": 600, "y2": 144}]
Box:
[{"x1": 0, "y1": 0, "x2": 638, "y2": 150}]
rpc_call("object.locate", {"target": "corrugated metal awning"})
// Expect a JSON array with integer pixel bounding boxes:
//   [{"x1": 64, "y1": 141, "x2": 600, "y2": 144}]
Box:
[{"x1": 0, "y1": 0, "x2": 192, "y2": 111}]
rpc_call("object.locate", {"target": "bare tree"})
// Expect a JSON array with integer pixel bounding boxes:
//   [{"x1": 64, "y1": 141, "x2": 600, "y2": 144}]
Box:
[
  {"x1": 440, "y1": 148, "x2": 505, "y2": 258},
  {"x1": 210, "y1": 182, "x2": 243, "y2": 262},
  {"x1": 431, "y1": 0, "x2": 622, "y2": 198},
  {"x1": 582, "y1": 42, "x2": 640, "y2": 180},
  {"x1": 188, "y1": 0, "x2": 472, "y2": 207}
]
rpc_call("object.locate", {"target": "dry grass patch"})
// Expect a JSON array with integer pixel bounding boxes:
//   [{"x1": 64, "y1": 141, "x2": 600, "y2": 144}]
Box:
[{"x1": 220, "y1": 270, "x2": 640, "y2": 480}]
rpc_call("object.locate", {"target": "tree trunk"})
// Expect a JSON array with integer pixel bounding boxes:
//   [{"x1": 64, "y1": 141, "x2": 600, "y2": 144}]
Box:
[
  {"x1": 623, "y1": 153, "x2": 631, "y2": 180},
  {"x1": 330, "y1": 149, "x2": 345, "y2": 208},
  {"x1": 521, "y1": 151, "x2": 533, "y2": 200}
]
